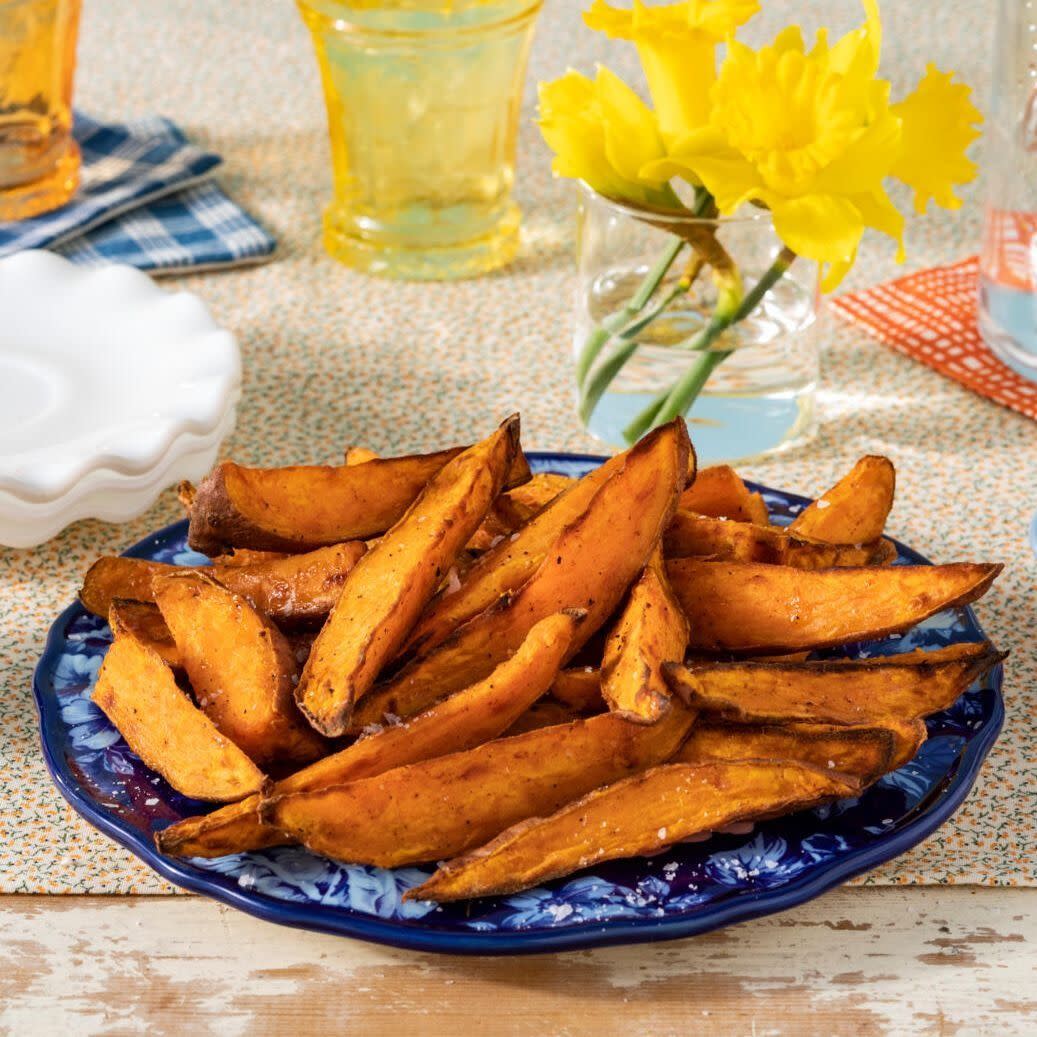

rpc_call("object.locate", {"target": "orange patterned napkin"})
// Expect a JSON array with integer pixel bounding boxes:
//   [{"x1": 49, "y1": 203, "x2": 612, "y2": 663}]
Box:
[{"x1": 830, "y1": 255, "x2": 1037, "y2": 421}]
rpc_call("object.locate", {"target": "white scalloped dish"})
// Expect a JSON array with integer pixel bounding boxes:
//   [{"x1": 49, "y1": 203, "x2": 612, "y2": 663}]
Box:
[{"x1": 0, "y1": 251, "x2": 240, "y2": 548}]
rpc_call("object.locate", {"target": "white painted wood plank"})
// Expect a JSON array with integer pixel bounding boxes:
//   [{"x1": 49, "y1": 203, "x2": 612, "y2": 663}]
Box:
[{"x1": 0, "y1": 888, "x2": 1033, "y2": 1036}]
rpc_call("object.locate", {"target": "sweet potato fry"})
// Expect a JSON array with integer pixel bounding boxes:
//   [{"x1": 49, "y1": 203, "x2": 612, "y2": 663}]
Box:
[
  {"x1": 466, "y1": 473, "x2": 576, "y2": 552},
  {"x1": 664, "y1": 643, "x2": 1004, "y2": 725},
  {"x1": 108, "y1": 599, "x2": 181, "y2": 669},
  {"x1": 679, "y1": 465, "x2": 769, "y2": 524},
  {"x1": 665, "y1": 511, "x2": 894, "y2": 568},
  {"x1": 409, "y1": 760, "x2": 857, "y2": 902},
  {"x1": 80, "y1": 542, "x2": 366, "y2": 628},
  {"x1": 789, "y1": 456, "x2": 895, "y2": 544},
  {"x1": 504, "y1": 699, "x2": 588, "y2": 736},
  {"x1": 666, "y1": 559, "x2": 1002, "y2": 654},
  {"x1": 882, "y1": 718, "x2": 930, "y2": 769},
  {"x1": 677, "y1": 722, "x2": 896, "y2": 781},
  {"x1": 156, "y1": 610, "x2": 583, "y2": 858},
  {"x1": 154, "y1": 571, "x2": 326, "y2": 768},
  {"x1": 549, "y1": 668, "x2": 604, "y2": 712},
  {"x1": 296, "y1": 418, "x2": 522, "y2": 736},
  {"x1": 600, "y1": 548, "x2": 688, "y2": 723},
  {"x1": 263, "y1": 704, "x2": 697, "y2": 868},
  {"x1": 91, "y1": 627, "x2": 265, "y2": 801},
  {"x1": 351, "y1": 419, "x2": 691, "y2": 733},
  {"x1": 186, "y1": 442, "x2": 531, "y2": 555},
  {"x1": 343, "y1": 446, "x2": 380, "y2": 466},
  {"x1": 493, "y1": 472, "x2": 574, "y2": 527},
  {"x1": 401, "y1": 461, "x2": 621, "y2": 660},
  {"x1": 210, "y1": 548, "x2": 288, "y2": 567}
]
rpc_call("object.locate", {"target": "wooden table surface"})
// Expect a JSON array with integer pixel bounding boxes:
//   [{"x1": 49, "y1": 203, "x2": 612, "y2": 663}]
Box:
[{"x1": 3, "y1": 886, "x2": 1034, "y2": 1035}]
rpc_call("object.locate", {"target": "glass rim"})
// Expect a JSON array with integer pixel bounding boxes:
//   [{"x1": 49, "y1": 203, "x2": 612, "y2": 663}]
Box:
[{"x1": 578, "y1": 181, "x2": 768, "y2": 226}]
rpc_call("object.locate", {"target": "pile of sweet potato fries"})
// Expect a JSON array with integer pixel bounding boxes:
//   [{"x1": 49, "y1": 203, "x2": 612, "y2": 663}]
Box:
[{"x1": 79, "y1": 417, "x2": 1003, "y2": 901}]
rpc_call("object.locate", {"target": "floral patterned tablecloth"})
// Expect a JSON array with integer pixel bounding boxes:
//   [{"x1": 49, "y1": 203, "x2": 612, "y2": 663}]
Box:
[{"x1": 0, "y1": 0, "x2": 1033, "y2": 893}]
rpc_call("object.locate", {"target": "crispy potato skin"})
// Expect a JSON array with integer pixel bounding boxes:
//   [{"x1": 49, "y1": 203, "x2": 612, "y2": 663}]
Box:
[
  {"x1": 410, "y1": 760, "x2": 857, "y2": 902},
  {"x1": 679, "y1": 465, "x2": 769, "y2": 524},
  {"x1": 108, "y1": 599, "x2": 182, "y2": 669},
  {"x1": 600, "y1": 550, "x2": 688, "y2": 723},
  {"x1": 677, "y1": 722, "x2": 895, "y2": 782},
  {"x1": 295, "y1": 418, "x2": 521, "y2": 736},
  {"x1": 264, "y1": 704, "x2": 697, "y2": 868},
  {"x1": 666, "y1": 560, "x2": 1003, "y2": 654},
  {"x1": 156, "y1": 610, "x2": 583, "y2": 858},
  {"x1": 80, "y1": 542, "x2": 366, "y2": 627},
  {"x1": 790, "y1": 456, "x2": 895, "y2": 544},
  {"x1": 664, "y1": 643, "x2": 1005, "y2": 725},
  {"x1": 187, "y1": 446, "x2": 531, "y2": 555},
  {"x1": 548, "y1": 668, "x2": 604, "y2": 712},
  {"x1": 154, "y1": 571, "x2": 326, "y2": 768},
  {"x1": 92, "y1": 628, "x2": 265, "y2": 802},
  {"x1": 351, "y1": 419, "x2": 691, "y2": 734},
  {"x1": 665, "y1": 511, "x2": 894, "y2": 568}
]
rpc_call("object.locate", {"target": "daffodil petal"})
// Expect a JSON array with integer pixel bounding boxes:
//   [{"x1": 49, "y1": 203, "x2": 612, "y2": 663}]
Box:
[
  {"x1": 852, "y1": 188, "x2": 906, "y2": 260},
  {"x1": 892, "y1": 63, "x2": 982, "y2": 213},
  {"x1": 593, "y1": 66, "x2": 667, "y2": 184},
  {"x1": 770, "y1": 194, "x2": 864, "y2": 266}
]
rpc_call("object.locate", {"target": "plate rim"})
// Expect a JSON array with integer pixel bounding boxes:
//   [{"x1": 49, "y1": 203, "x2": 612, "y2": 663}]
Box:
[{"x1": 32, "y1": 451, "x2": 1005, "y2": 955}]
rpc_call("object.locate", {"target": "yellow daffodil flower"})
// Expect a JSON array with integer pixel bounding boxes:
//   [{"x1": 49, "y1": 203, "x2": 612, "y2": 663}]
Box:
[
  {"x1": 584, "y1": 0, "x2": 759, "y2": 142},
  {"x1": 537, "y1": 65, "x2": 677, "y2": 208},
  {"x1": 892, "y1": 64, "x2": 982, "y2": 213},
  {"x1": 638, "y1": 0, "x2": 980, "y2": 289}
]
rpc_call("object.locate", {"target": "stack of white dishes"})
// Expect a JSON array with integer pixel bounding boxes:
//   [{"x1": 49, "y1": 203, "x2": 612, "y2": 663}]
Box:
[{"x1": 0, "y1": 251, "x2": 240, "y2": 548}]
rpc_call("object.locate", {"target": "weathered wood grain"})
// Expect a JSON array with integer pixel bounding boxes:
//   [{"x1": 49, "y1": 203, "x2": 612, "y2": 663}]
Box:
[{"x1": 0, "y1": 888, "x2": 1033, "y2": 1036}]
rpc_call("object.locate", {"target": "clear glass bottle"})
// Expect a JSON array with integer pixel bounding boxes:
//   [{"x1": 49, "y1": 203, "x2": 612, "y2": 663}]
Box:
[{"x1": 977, "y1": 0, "x2": 1037, "y2": 379}]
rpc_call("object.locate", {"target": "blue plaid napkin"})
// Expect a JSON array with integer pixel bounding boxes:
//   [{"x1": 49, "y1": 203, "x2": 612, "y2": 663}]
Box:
[{"x1": 0, "y1": 113, "x2": 276, "y2": 273}]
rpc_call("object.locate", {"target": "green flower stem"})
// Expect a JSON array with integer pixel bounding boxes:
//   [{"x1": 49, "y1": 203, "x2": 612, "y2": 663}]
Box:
[
  {"x1": 622, "y1": 246, "x2": 797, "y2": 444},
  {"x1": 579, "y1": 279, "x2": 689, "y2": 424},
  {"x1": 575, "y1": 235, "x2": 685, "y2": 388}
]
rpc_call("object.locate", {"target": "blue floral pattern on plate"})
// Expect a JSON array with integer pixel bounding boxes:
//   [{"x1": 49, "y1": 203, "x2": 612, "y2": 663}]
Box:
[{"x1": 32, "y1": 453, "x2": 1004, "y2": 955}]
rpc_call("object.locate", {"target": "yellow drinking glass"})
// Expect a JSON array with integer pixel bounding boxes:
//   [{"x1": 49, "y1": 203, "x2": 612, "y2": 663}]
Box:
[
  {"x1": 0, "y1": 0, "x2": 81, "y2": 221},
  {"x1": 297, "y1": 0, "x2": 542, "y2": 280}
]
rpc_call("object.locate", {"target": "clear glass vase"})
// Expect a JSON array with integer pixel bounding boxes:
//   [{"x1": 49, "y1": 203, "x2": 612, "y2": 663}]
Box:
[
  {"x1": 573, "y1": 185, "x2": 819, "y2": 463},
  {"x1": 297, "y1": 0, "x2": 542, "y2": 281}
]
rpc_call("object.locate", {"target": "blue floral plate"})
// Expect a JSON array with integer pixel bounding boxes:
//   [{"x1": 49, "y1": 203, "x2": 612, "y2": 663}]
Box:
[{"x1": 33, "y1": 452, "x2": 1004, "y2": 955}]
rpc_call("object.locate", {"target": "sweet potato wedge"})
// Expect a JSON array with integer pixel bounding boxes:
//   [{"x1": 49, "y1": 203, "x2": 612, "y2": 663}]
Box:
[
  {"x1": 665, "y1": 511, "x2": 895, "y2": 568},
  {"x1": 296, "y1": 418, "x2": 521, "y2": 736},
  {"x1": 351, "y1": 420, "x2": 691, "y2": 733},
  {"x1": 344, "y1": 446, "x2": 381, "y2": 466},
  {"x1": 503, "y1": 699, "x2": 588, "y2": 736},
  {"x1": 91, "y1": 627, "x2": 265, "y2": 802},
  {"x1": 155, "y1": 610, "x2": 583, "y2": 858},
  {"x1": 401, "y1": 461, "x2": 621, "y2": 660},
  {"x1": 493, "y1": 472, "x2": 574, "y2": 527},
  {"x1": 154, "y1": 571, "x2": 326, "y2": 768},
  {"x1": 264, "y1": 704, "x2": 697, "y2": 868},
  {"x1": 882, "y1": 718, "x2": 930, "y2": 769},
  {"x1": 549, "y1": 668, "x2": 604, "y2": 712},
  {"x1": 210, "y1": 548, "x2": 288, "y2": 567},
  {"x1": 676, "y1": 722, "x2": 896, "y2": 781},
  {"x1": 666, "y1": 559, "x2": 1002, "y2": 654},
  {"x1": 466, "y1": 473, "x2": 577, "y2": 552},
  {"x1": 80, "y1": 542, "x2": 366, "y2": 628},
  {"x1": 108, "y1": 599, "x2": 182, "y2": 670},
  {"x1": 789, "y1": 456, "x2": 895, "y2": 544},
  {"x1": 600, "y1": 549, "x2": 688, "y2": 723},
  {"x1": 664, "y1": 643, "x2": 1004, "y2": 726},
  {"x1": 679, "y1": 465, "x2": 769, "y2": 524},
  {"x1": 186, "y1": 443, "x2": 532, "y2": 555},
  {"x1": 409, "y1": 760, "x2": 857, "y2": 902}
]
